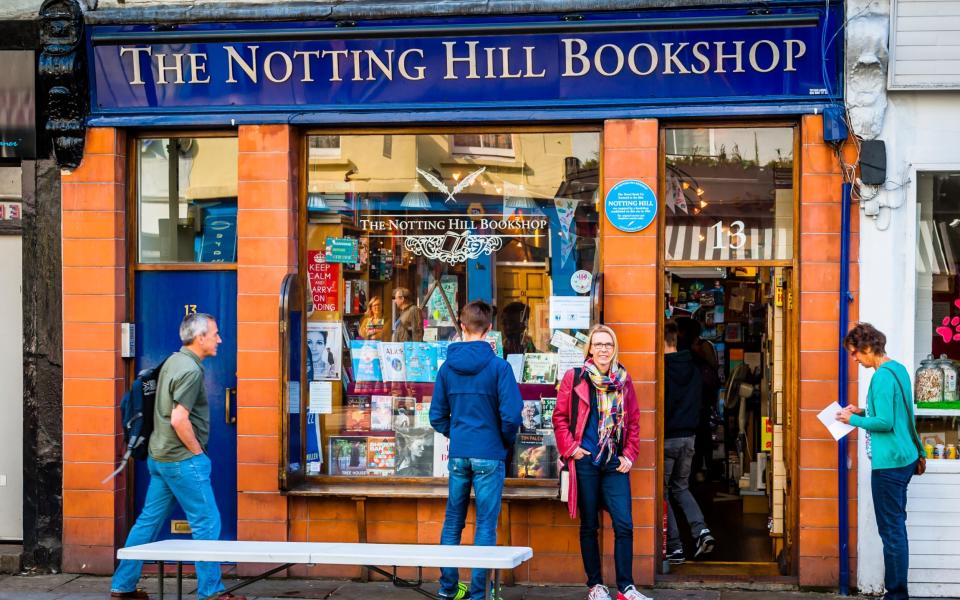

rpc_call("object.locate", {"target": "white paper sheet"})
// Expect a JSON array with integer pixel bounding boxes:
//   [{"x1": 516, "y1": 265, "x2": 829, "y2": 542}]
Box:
[
  {"x1": 309, "y1": 381, "x2": 333, "y2": 414},
  {"x1": 549, "y1": 295, "x2": 591, "y2": 330},
  {"x1": 506, "y1": 354, "x2": 524, "y2": 382},
  {"x1": 817, "y1": 401, "x2": 855, "y2": 441}
]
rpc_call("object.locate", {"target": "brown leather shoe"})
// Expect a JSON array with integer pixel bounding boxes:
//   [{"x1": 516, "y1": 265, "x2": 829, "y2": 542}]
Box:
[{"x1": 110, "y1": 590, "x2": 149, "y2": 599}]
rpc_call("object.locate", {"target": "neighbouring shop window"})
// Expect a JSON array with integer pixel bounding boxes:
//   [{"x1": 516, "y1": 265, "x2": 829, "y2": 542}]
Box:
[
  {"x1": 294, "y1": 130, "x2": 600, "y2": 484},
  {"x1": 136, "y1": 137, "x2": 238, "y2": 263},
  {"x1": 664, "y1": 127, "x2": 795, "y2": 261},
  {"x1": 309, "y1": 135, "x2": 341, "y2": 159}
]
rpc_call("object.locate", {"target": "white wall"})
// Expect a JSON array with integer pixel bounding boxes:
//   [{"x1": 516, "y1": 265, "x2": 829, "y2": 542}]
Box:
[
  {"x1": 0, "y1": 235, "x2": 22, "y2": 540},
  {"x1": 856, "y1": 93, "x2": 960, "y2": 594}
]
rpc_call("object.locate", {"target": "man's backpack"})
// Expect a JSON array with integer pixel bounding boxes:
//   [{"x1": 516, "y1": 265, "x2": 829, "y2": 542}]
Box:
[{"x1": 102, "y1": 359, "x2": 167, "y2": 483}]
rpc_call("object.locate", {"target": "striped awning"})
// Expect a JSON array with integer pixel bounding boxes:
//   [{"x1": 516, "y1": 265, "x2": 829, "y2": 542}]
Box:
[
  {"x1": 916, "y1": 219, "x2": 955, "y2": 276},
  {"x1": 665, "y1": 224, "x2": 791, "y2": 261}
]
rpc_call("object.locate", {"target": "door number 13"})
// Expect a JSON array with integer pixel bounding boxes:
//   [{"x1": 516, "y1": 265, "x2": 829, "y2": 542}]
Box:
[
  {"x1": 709, "y1": 220, "x2": 746, "y2": 250},
  {"x1": 184, "y1": 304, "x2": 198, "y2": 316}
]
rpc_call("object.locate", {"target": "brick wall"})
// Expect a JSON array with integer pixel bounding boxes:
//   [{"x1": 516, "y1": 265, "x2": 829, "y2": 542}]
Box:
[
  {"x1": 601, "y1": 119, "x2": 660, "y2": 586},
  {"x1": 797, "y1": 114, "x2": 859, "y2": 587},
  {"x1": 235, "y1": 125, "x2": 299, "y2": 556},
  {"x1": 61, "y1": 128, "x2": 128, "y2": 574}
]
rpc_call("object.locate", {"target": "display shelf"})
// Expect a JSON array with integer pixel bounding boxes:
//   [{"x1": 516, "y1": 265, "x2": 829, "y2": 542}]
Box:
[
  {"x1": 922, "y1": 458, "x2": 960, "y2": 473},
  {"x1": 915, "y1": 407, "x2": 960, "y2": 417}
]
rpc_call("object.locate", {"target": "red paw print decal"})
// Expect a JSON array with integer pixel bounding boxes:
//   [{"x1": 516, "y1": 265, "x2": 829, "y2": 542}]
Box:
[{"x1": 936, "y1": 300, "x2": 960, "y2": 342}]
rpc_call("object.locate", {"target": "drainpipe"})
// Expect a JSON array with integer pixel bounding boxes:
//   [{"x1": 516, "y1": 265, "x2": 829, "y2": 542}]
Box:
[{"x1": 838, "y1": 182, "x2": 853, "y2": 596}]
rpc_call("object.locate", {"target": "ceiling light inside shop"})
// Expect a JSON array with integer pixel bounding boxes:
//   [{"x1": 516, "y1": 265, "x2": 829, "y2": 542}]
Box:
[{"x1": 401, "y1": 181, "x2": 431, "y2": 209}]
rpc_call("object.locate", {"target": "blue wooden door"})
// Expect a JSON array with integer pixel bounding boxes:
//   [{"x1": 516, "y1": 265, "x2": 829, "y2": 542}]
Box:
[{"x1": 133, "y1": 270, "x2": 238, "y2": 541}]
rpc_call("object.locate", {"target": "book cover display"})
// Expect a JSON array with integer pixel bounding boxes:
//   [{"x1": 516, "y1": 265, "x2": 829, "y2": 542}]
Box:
[
  {"x1": 307, "y1": 322, "x2": 342, "y2": 381},
  {"x1": 393, "y1": 396, "x2": 416, "y2": 431},
  {"x1": 541, "y1": 397, "x2": 557, "y2": 429},
  {"x1": 521, "y1": 353, "x2": 559, "y2": 384},
  {"x1": 329, "y1": 437, "x2": 368, "y2": 476},
  {"x1": 513, "y1": 433, "x2": 557, "y2": 479},
  {"x1": 344, "y1": 395, "x2": 371, "y2": 432},
  {"x1": 366, "y1": 437, "x2": 397, "y2": 476},
  {"x1": 433, "y1": 431, "x2": 451, "y2": 477},
  {"x1": 405, "y1": 342, "x2": 438, "y2": 383},
  {"x1": 415, "y1": 399, "x2": 432, "y2": 428},
  {"x1": 521, "y1": 399, "x2": 543, "y2": 433},
  {"x1": 370, "y1": 395, "x2": 394, "y2": 431},
  {"x1": 378, "y1": 342, "x2": 407, "y2": 382},
  {"x1": 395, "y1": 428, "x2": 435, "y2": 476},
  {"x1": 350, "y1": 340, "x2": 382, "y2": 382}
]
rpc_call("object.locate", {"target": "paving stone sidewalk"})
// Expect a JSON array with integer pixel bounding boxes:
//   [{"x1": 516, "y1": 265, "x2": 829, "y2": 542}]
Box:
[{"x1": 0, "y1": 574, "x2": 894, "y2": 600}]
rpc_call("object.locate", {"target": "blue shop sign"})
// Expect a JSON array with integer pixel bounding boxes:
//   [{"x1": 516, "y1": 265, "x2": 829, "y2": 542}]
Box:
[
  {"x1": 605, "y1": 180, "x2": 657, "y2": 233},
  {"x1": 88, "y1": 6, "x2": 842, "y2": 119}
]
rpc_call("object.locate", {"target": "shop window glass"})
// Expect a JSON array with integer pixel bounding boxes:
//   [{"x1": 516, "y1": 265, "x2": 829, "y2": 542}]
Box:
[
  {"x1": 309, "y1": 135, "x2": 341, "y2": 158},
  {"x1": 298, "y1": 131, "x2": 600, "y2": 483},
  {"x1": 452, "y1": 133, "x2": 515, "y2": 157},
  {"x1": 664, "y1": 127, "x2": 794, "y2": 262},
  {"x1": 137, "y1": 137, "x2": 238, "y2": 263}
]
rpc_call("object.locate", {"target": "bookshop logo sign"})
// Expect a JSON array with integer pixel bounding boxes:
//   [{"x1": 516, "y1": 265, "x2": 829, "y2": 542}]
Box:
[{"x1": 359, "y1": 214, "x2": 548, "y2": 264}]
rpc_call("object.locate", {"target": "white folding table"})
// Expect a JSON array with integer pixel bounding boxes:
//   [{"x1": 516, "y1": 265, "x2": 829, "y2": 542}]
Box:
[{"x1": 117, "y1": 540, "x2": 534, "y2": 600}]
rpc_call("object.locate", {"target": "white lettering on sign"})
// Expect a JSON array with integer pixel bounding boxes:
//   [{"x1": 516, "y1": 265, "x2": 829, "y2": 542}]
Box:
[
  {"x1": 709, "y1": 220, "x2": 747, "y2": 251},
  {"x1": 117, "y1": 37, "x2": 808, "y2": 87}
]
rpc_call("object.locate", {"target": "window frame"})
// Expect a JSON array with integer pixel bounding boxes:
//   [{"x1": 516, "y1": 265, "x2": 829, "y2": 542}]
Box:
[{"x1": 290, "y1": 125, "x2": 602, "y2": 496}]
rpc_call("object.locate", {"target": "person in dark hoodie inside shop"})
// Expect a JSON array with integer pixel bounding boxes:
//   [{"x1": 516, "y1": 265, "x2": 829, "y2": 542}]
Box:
[
  {"x1": 663, "y1": 321, "x2": 715, "y2": 564},
  {"x1": 430, "y1": 300, "x2": 523, "y2": 600}
]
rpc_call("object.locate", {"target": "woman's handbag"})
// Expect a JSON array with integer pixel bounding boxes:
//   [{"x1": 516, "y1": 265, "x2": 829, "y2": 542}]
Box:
[
  {"x1": 557, "y1": 368, "x2": 582, "y2": 500},
  {"x1": 888, "y1": 366, "x2": 926, "y2": 475}
]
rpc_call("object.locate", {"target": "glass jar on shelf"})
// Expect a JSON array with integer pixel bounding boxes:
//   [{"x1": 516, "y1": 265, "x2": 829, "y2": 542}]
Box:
[
  {"x1": 915, "y1": 354, "x2": 944, "y2": 404},
  {"x1": 937, "y1": 354, "x2": 959, "y2": 403}
]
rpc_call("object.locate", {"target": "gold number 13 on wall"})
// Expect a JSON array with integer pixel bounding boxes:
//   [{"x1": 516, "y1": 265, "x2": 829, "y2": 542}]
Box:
[{"x1": 184, "y1": 304, "x2": 198, "y2": 317}]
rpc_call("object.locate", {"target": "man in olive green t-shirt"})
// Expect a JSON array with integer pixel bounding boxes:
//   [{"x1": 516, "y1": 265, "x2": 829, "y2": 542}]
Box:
[{"x1": 111, "y1": 313, "x2": 243, "y2": 600}]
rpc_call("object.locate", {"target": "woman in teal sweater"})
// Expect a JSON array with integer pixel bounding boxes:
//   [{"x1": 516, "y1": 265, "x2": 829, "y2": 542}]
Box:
[{"x1": 837, "y1": 323, "x2": 922, "y2": 600}]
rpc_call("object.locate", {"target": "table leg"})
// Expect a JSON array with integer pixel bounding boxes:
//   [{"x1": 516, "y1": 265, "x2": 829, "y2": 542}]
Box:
[
  {"x1": 176, "y1": 562, "x2": 182, "y2": 600},
  {"x1": 494, "y1": 569, "x2": 501, "y2": 600},
  {"x1": 158, "y1": 561, "x2": 164, "y2": 600}
]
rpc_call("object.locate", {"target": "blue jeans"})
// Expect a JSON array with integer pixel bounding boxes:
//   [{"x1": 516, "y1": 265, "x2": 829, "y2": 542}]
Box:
[
  {"x1": 575, "y1": 456, "x2": 634, "y2": 592},
  {"x1": 439, "y1": 458, "x2": 505, "y2": 600},
  {"x1": 872, "y1": 461, "x2": 916, "y2": 600},
  {"x1": 111, "y1": 454, "x2": 225, "y2": 599}
]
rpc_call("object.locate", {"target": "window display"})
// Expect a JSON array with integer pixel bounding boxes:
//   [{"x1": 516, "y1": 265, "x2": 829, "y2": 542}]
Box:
[{"x1": 292, "y1": 131, "x2": 601, "y2": 483}]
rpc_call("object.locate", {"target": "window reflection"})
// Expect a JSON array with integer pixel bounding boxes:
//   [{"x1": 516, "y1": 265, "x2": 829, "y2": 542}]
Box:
[
  {"x1": 664, "y1": 127, "x2": 794, "y2": 261},
  {"x1": 300, "y1": 131, "x2": 600, "y2": 481}
]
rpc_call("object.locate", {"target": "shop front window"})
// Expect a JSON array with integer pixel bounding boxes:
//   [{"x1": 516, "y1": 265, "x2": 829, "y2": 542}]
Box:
[
  {"x1": 294, "y1": 130, "x2": 600, "y2": 485},
  {"x1": 664, "y1": 127, "x2": 794, "y2": 261},
  {"x1": 136, "y1": 136, "x2": 238, "y2": 263}
]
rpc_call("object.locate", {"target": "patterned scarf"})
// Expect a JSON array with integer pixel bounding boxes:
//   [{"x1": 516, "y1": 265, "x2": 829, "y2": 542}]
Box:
[{"x1": 584, "y1": 358, "x2": 627, "y2": 465}]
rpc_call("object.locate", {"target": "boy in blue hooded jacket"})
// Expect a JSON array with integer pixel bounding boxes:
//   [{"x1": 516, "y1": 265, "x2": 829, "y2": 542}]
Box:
[{"x1": 430, "y1": 300, "x2": 523, "y2": 600}]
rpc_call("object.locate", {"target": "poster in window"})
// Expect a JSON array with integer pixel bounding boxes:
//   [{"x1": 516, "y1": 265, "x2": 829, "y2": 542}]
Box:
[
  {"x1": 307, "y1": 322, "x2": 342, "y2": 381},
  {"x1": 366, "y1": 437, "x2": 396, "y2": 476},
  {"x1": 426, "y1": 275, "x2": 459, "y2": 327},
  {"x1": 307, "y1": 250, "x2": 339, "y2": 312},
  {"x1": 329, "y1": 437, "x2": 367, "y2": 476},
  {"x1": 395, "y1": 427, "x2": 435, "y2": 476}
]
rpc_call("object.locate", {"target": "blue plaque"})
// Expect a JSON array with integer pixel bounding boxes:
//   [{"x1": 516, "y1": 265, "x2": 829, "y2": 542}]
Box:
[{"x1": 605, "y1": 180, "x2": 657, "y2": 233}]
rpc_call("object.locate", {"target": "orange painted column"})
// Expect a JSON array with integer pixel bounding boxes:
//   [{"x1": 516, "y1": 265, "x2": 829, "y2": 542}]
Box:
[
  {"x1": 235, "y1": 125, "x2": 298, "y2": 555},
  {"x1": 601, "y1": 119, "x2": 660, "y2": 585},
  {"x1": 797, "y1": 114, "x2": 859, "y2": 586},
  {"x1": 61, "y1": 128, "x2": 128, "y2": 574}
]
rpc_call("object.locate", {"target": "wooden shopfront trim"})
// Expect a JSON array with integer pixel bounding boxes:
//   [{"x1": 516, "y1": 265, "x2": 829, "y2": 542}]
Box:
[{"x1": 655, "y1": 120, "x2": 803, "y2": 578}]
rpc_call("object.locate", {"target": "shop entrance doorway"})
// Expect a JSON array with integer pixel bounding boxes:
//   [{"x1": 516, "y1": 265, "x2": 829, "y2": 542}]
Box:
[{"x1": 660, "y1": 266, "x2": 797, "y2": 577}]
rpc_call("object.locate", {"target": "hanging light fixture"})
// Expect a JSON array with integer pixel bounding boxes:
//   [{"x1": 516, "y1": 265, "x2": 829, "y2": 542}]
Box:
[
  {"x1": 307, "y1": 192, "x2": 328, "y2": 210},
  {"x1": 401, "y1": 139, "x2": 432, "y2": 209},
  {"x1": 504, "y1": 140, "x2": 538, "y2": 210},
  {"x1": 401, "y1": 180, "x2": 431, "y2": 209}
]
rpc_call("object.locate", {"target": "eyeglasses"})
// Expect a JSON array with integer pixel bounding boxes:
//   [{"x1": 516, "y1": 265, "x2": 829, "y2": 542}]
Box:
[{"x1": 592, "y1": 342, "x2": 615, "y2": 350}]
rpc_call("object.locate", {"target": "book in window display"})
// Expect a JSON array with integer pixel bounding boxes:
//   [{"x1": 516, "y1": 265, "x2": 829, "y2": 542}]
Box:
[
  {"x1": 305, "y1": 412, "x2": 322, "y2": 475},
  {"x1": 370, "y1": 395, "x2": 394, "y2": 431},
  {"x1": 433, "y1": 431, "x2": 451, "y2": 477},
  {"x1": 329, "y1": 437, "x2": 367, "y2": 476},
  {"x1": 521, "y1": 399, "x2": 543, "y2": 433},
  {"x1": 393, "y1": 396, "x2": 416, "y2": 431},
  {"x1": 521, "y1": 353, "x2": 558, "y2": 384},
  {"x1": 405, "y1": 342, "x2": 438, "y2": 383},
  {"x1": 379, "y1": 342, "x2": 407, "y2": 382},
  {"x1": 436, "y1": 340, "x2": 451, "y2": 368},
  {"x1": 395, "y1": 427, "x2": 435, "y2": 477},
  {"x1": 350, "y1": 340, "x2": 382, "y2": 382},
  {"x1": 366, "y1": 437, "x2": 397, "y2": 476},
  {"x1": 344, "y1": 395, "x2": 371, "y2": 432},
  {"x1": 513, "y1": 432, "x2": 557, "y2": 479},
  {"x1": 541, "y1": 398, "x2": 557, "y2": 429},
  {"x1": 415, "y1": 398, "x2": 432, "y2": 429},
  {"x1": 307, "y1": 322, "x2": 342, "y2": 381}
]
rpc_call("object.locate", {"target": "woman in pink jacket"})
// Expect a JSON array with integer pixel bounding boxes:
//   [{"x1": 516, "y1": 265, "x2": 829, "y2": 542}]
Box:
[{"x1": 553, "y1": 325, "x2": 650, "y2": 600}]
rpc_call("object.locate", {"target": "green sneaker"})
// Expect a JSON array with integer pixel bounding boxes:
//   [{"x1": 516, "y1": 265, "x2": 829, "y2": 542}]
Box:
[{"x1": 440, "y1": 582, "x2": 469, "y2": 600}]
